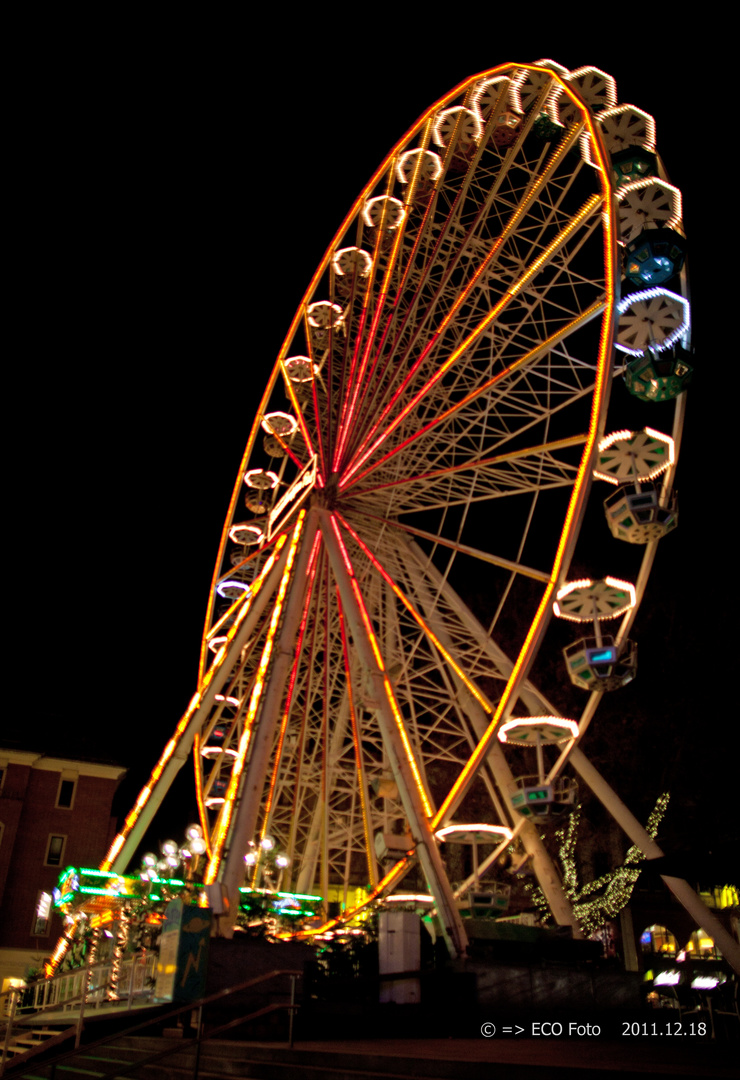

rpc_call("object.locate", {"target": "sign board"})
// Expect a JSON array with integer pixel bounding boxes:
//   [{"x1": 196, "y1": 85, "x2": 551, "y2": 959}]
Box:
[{"x1": 154, "y1": 900, "x2": 212, "y2": 1003}]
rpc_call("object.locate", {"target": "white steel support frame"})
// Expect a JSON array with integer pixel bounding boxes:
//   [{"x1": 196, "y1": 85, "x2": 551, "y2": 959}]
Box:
[
  {"x1": 218, "y1": 509, "x2": 320, "y2": 929},
  {"x1": 568, "y1": 747, "x2": 740, "y2": 975},
  {"x1": 320, "y1": 509, "x2": 469, "y2": 957},
  {"x1": 71, "y1": 63, "x2": 715, "y2": 977},
  {"x1": 397, "y1": 537, "x2": 582, "y2": 932},
  {"x1": 107, "y1": 539, "x2": 292, "y2": 875}
]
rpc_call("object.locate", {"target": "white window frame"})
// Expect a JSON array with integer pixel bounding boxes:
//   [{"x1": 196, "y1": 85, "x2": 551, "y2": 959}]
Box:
[{"x1": 45, "y1": 833, "x2": 67, "y2": 868}]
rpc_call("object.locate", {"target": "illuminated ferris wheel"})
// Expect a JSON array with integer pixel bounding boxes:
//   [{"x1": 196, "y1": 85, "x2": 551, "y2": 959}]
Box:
[{"x1": 101, "y1": 60, "x2": 701, "y2": 959}]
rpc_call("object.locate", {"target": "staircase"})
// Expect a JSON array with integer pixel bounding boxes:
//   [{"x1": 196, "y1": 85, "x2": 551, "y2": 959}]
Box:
[{"x1": 1, "y1": 1024, "x2": 77, "y2": 1072}]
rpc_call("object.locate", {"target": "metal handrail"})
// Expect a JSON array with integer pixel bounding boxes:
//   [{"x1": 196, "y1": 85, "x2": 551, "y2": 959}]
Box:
[
  {"x1": 2, "y1": 968, "x2": 302, "y2": 1080},
  {"x1": 1, "y1": 949, "x2": 158, "y2": 1072}
]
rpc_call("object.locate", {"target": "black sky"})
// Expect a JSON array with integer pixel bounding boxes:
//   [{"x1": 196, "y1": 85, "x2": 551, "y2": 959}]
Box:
[{"x1": 14, "y1": 41, "x2": 732, "y2": 879}]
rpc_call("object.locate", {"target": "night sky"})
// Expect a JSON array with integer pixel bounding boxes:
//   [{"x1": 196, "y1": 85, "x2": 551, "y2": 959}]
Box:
[{"x1": 15, "y1": 42, "x2": 732, "y2": 884}]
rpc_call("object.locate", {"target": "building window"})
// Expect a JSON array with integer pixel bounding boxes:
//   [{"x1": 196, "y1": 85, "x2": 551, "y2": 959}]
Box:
[
  {"x1": 56, "y1": 777, "x2": 77, "y2": 809},
  {"x1": 33, "y1": 891, "x2": 53, "y2": 936},
  {"x1": 45, "y1": 834, "x2": 67, "y2": 867},
  {"x1": 640, "y1": 924, "x2": 678, "y2": 956}
]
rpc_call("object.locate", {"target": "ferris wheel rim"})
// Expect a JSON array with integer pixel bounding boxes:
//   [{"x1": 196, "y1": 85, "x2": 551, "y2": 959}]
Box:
[
  {"x1": 92, "y1": 61, "x2": 688, "y2": 963},
  {"x1": 191, "y1": 61, "x2": 621, "y2": 923}
]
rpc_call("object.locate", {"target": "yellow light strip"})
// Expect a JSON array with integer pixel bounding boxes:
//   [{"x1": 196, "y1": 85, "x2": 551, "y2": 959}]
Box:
[
  {"x1": 280, "y1": 358, "x2": 316, "y2": 461},
  {"x1": 337, "y1": 513, "x2": 495, "y2": 719},
  {"x1": 101, "y1": 535, "x2": 290, "y2": 872},
  {"x1": 198, "y1": 362, "x2": 284, "y2": 684},
  {"x1": 192, "y1": 731, "x2": 212, "y2": 858},
  {"x1": 330, "y1": 515, "x2": 433, "y2": 819},
  {"x1": 339, "y1": 598, "x2": 378, "y2": 890},
  {"x1": 352, "y1": 432, "x2": 588, "y2": 498},
  {"x1": 383, "y1": 676, "x2": 433, "y2": 819},
  {"x1": 277, "y1": 856, "x2": 413, "y2": 942},
  {"x1": 334, "y1": 161, "x2": 415, "y2": 470},
  {"x1": 203, "y1": 512, "x2": 306, "y2": 884},
  {"x1": 430, "y1": 78, "x2": 618, "y2": 830},
  {"x1": 340, "y1": 119, "x2": 594, "y2": 489},
  {"x1": 259, "y1": 534, "x2": 321, "y2": 841}
]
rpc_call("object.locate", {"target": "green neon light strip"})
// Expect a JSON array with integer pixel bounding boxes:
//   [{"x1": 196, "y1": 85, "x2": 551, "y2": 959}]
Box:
[{"x1": 239, "y1": 888, "x2": 322, "y2": 902}]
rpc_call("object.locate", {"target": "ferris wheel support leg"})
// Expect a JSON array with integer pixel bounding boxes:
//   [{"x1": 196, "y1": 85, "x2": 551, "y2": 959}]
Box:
[
  {"x1": 569, "y1": 746, "x2": 740, "y2": 975},
  {"x1": 402, "y1": 549, "x2": 582, "y2": 934},
  {"x1": 321, "y1": 511, "x2": 468, "y2": 958},
  {"x1": 108, "y1": 543, "x2": 291, "y2": 875},
  {"x1": 218, "y1": 511, "x2": 320, "y2": 933}
]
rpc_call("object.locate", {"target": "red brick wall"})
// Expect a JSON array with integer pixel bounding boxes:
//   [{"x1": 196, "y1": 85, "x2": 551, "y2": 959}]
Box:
[{"x1": 0, "y1": 765, "x2": 120, "y2": 954}]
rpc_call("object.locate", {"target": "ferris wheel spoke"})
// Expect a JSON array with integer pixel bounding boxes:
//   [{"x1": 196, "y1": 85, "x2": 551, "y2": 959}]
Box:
[
  {"x1": 342, "y1": 142, "x2": 580, "y2": 468},
  {"x1": 364, "y1": 515, "x2": 551, "y2": 583},
  {"x1": 339, "y1": 198, "x2": 603, "y2": 493},
  {"x1": 340, "y1": 127, "x2": 592, "y2": 476},
  {"x1": 343, "y1": 314, "x2": 601, "y2": 499},
  {"x1": 321, "y1": 510, "x2": 469, "y2": 951},
  {"x1": 246, "y1": 534, "x2": 321, "y2": 855},
  {"x1": 204, "y1": 510, "x2": 313, "y2": 888},
  {"x1": 350, "y1": 435, "x2": 586, "y2": 518},
  {"x1": 337, "y1": 513, "x2": 499, "y2": 719},
  {"x1": 333, "y1": 176, "x2": 420, "y2": 470},
  {"x1": 339, "y1": 601, "x2": 380, "y2": 889},
  {"x1": 337, "y1": 159, "x2": 447, "y2": 461},
  {"x1": 280, "y1": 360, "x2": 317, "y2": 463}
]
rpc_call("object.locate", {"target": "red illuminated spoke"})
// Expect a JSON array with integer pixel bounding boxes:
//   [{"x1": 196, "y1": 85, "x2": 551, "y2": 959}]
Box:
[{"x1": 340, "y1": 125, "x2": 594, "y2": 482}]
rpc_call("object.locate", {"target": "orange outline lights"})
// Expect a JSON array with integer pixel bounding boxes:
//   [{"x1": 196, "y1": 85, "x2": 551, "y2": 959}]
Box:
[
  {"x1": 284, "y1": 356, "x2": 317, "y2": 384},
  {"x1": 435, "y1": 823, "x2": 513, "y2": 843},
  {"x1": 307, "y1": 301, "x2": 344, "y2": 328},
  {"x1": 361, "y1": 195, "x2": 405, "y2": 230},
  {"x1": 332, "y1": 247, "x2": 373, "y2": 277},
  {"x1": 260, "y1": 411, "x2": 298, "y2": 437},
  {"x1": 432, "y1": 106, "x2": 483, "y2": 147},
  {"x1": 395, "y1": 148, "x2": 443, "y2": 185},
  {"x1": 498, "y1": 717, "x2": 579, "y2": 745},
  {"x1": 226, "y1": 523, "x2": 264, "y2": 546},
  {"x1": 203, "y1": 511, "x2": 307, "y2": 885},
  {"x1": 594, "y1": 428, "x2": 675, "y2": 485},
  {"x1": 553, "y1": 577, "x2": 636, "y2": 622},
  {"x1": 327, "y1": 515, "x2": 433, "y2": 820},
  {"x1": 101, "y1": 534, "x2": 290, "y2": 872}
]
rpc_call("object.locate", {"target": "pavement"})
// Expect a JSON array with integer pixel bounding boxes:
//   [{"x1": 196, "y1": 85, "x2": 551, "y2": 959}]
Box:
[{"x1": 275, "y1": 1036, "x2": 737, "y2": 1078}]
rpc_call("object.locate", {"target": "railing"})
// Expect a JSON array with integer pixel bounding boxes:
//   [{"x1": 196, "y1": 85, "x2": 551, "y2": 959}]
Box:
[
  {"x1": 14, "y1": 951, "x2": 157, "y2": 1016},
  {"x1": 1, "y1": 951, "x2": 157, "y2": 1073},
  {"x1": 2, "y1": 969, "x2": 302, "y2": 1080}
]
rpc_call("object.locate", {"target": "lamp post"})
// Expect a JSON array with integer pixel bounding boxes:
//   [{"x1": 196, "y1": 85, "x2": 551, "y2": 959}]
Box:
[{"x1": 244, "y1": 836, "x2": 290, "y2": 891}]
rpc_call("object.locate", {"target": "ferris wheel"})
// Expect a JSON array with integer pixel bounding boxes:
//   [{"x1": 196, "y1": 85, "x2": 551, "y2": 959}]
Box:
[{"x1": 98, "y1": 60, "x2": 710, "y2": 961}]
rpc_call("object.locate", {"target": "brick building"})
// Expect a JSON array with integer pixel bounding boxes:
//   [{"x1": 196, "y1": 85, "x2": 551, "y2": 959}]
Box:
[{"x1": 0, "y1": 748, "x2": 126, "y2": 988}]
